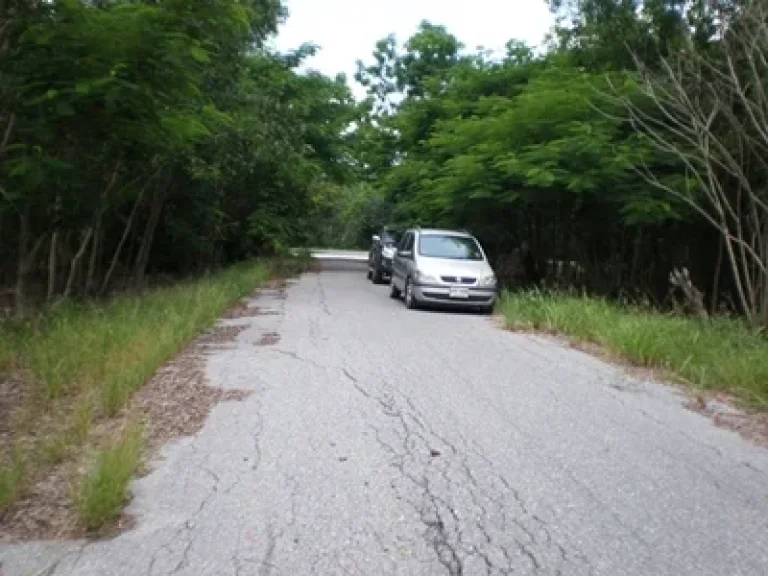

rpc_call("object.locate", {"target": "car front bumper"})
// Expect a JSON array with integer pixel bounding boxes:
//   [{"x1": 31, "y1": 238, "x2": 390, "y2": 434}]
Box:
[{"x1": 412, "y1": 283, "x2": 497, "y2": 308}]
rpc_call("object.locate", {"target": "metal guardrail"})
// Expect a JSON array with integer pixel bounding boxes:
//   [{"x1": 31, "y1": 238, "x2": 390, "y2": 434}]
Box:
[
  {"x1": 310, "y1": 250, "x2": 368, "y2": 262},
  {"x1": 291, "y1": 248, "x2": 368, "y2": 263}
]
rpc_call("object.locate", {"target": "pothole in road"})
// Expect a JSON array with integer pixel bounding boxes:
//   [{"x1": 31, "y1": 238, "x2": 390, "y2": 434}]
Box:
[{"x1": 256, "y1": 332, "x2": 280, "y2": 346}]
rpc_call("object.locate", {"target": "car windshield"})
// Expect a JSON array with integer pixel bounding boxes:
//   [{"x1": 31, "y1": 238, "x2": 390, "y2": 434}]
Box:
[{"x1": 418, "y1": 234, "x2": 484, "y2": 260}]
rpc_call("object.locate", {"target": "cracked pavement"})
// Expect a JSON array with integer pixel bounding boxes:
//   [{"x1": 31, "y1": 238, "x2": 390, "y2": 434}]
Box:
[{"x1": 3, "y1": 266, "x2": 768, "y2": 575}]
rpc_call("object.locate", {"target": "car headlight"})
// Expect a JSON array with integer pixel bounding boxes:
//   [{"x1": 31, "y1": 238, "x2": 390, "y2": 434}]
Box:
[
  {"x1": 414, "y1": 269, "x2": 437, "y2": 283},
  {"x1": 480, "y1": 273, "x2": 497, "y2": 287},
  {"x1": 381, "y1": 246, "x2": 395, "y2": 259}
]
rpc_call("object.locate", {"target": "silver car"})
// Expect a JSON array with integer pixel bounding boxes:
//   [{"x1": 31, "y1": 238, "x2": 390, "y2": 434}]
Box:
[{"x1": 389, "y1": 227, "x2": 497, "y2": 312}]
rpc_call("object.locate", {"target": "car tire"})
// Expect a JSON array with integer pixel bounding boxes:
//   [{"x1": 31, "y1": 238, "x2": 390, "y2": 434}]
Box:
[
  {"x1": 479, "y1": 305, "x2": 494, "y2": 315},
  {"x1": 404, "y1": 278, "x2": 419, "y2": 310},
  {"x1": 389, "y1": 280, "x2": 401, "y2": 299},
  {"x1": 367, "y1": 268, "x2": 372, "y2": 280}
]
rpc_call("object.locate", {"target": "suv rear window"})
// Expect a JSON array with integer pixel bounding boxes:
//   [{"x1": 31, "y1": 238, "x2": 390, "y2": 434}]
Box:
[{"x1": 418, "y1": 234, "x2": 484, "y2": 260}]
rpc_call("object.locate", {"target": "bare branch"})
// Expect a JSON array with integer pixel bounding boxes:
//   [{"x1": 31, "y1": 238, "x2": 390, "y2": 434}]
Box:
[{"x1": 596, "y1": 1, "x2": 768, "y2": 323}]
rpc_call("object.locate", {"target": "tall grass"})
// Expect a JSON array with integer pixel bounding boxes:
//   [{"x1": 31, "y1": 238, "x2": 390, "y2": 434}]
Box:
[
  {"x1": 500, "y1": 291, "x2": 768, "y2": 407},
  {"x1": 0, "y1": 260, "x2": 275, "y2": 519},
  {"x1": 76, "y1": 423, "x2": 143, "y2": 531},
  {"x1": 21, "y1": 262, "x2": 269, "y2": 410}
]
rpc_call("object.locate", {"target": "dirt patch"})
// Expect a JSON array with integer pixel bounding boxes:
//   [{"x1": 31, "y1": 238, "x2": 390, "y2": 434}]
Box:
[
  {"x1": 0, "y1": 458, "x2": 81, "y2": 541},
  {"x1": 684, "y1": 395, "x2": 768, "y2": 448},
  {"x1": 0, "y1": 318, "x2": 254, "y2": 542},
  {"x1": 0, "y1": 389, "x2": 95, "y2": 542},
  {"x1": 0, "y1": 371, "x2": 31, "y2": 451},
  {"x1": 219, "y1": 299, "x2": 257, "y2": 319},
  {"x1": 218, "y1": 300, "x2": 282, "y2": 320},
  {"x1": 256, "y1": 332, "x2": 280, "y2": 346},
  {"x1": 262, "y1": 278, "x2": 288, "y2": 291},
  {"x1": 133, "y1": 342, "x2": 251, "y2": 454},
  {"x1": 198, "y1": 325, "x2": 248, "y2": 349}
]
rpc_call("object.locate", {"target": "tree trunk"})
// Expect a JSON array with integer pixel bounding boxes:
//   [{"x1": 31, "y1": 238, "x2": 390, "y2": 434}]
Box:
[
  {"x1": 46, "y1": 229, "x2": 59, "y2": 301},
  {"x1": 760, "y1": 215, "x2": 768, "y2": 326},
  {"x1": 630, "y1": 228, "x2": 643, "y2": 289},
  {"x1": 14, "y1": 209, "x2": 30, "y2": 316},
  {"x1": 723, "y1": 230, "x2": 754, "y2": 323},
  {"x1": 100, "y1": 187, "x2": 145, "y2": 296},
  {"x1": 1, "y1": 112, "x2": 15, "y2": 150},
  {"x1": 710, "y1": 236, "x2": 723, "y2": 315},
  {"x1": 15, "y1": 209, "x2": 46, "y2": 316},
  {"x1": 63, "y1": 228, "x2": 93, "y2": 299},
  {"x1": 133, "y1": 176, "x2": 170, "y2": 288},
  {"x1": 85, "y1": 225, "x2": 100, "y2": 296}
]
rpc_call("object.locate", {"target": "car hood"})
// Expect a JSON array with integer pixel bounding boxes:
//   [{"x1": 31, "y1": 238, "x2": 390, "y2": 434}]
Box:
[{"x1": 417, "y1": 258, "x2": 494, "y2": 279}]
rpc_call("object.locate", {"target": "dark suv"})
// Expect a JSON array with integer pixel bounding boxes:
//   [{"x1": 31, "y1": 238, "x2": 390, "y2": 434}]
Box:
[{"x1": 367, "y1": 227, "x2": 402, "y2": 283}]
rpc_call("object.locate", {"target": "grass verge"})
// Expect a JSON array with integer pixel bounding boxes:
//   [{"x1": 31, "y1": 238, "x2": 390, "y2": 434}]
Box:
[
  {"x1": 0, "y1": 257, "x2": 307, "y2": 530},
  {"x1": 76, "y1": 423, "x2": 143, "y2": 531},
  {"x1": 500, "y1": 291, "x2": 768, "y2": 407}
]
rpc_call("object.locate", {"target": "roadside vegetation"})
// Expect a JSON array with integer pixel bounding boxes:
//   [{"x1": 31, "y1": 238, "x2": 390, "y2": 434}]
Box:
[
  {"x1": 76, "y1": 423, "x2": 143, "y2": 531},
  {"x1": 3, "y1": 0, "x2": 768, "y2": 539},
  {"x1": 333, "y1": 2, "x2": 768, "y2": 405},
  {"x1": 0, "y1": 0, "x2": 355, "y2": 314},
  {"x1": 500, "y1": 291, "x2": 768, "y2": 407},
  {"x1": 0, "y1": 259, "x2": 310, "y2": 532},
  {"x1": 341, "y1": 1, "x2": 767, "y2": 326},
  {"x1": 0, "y1": 0, "x2": 347, "y2": 536}
]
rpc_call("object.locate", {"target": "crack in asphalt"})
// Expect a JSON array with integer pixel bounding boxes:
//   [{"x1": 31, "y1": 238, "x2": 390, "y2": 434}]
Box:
[
  {"x1": 230, "y1": 459, "x2": 298, "y2": 576},
  {"x1": 37, "y1": 540, "x2": 88, "y2": 576},
  {"x1": 314, "y1": 274, "x2": 331, "y2": 317},
  {"x1": 11, "y1": 272, "x2": 768, "y2": 576},
  {"x1": 342, "y1": 366, "x2": 586, "y2": 575},
  {"x1": 256, "y1": 524, "x2": 277, "y2": 576},
  {"x1": 269, "y1": 348, "x2": 326, "y2": 371},
  {"x1": 143, "y1": 406, "x2": 265, "y2": 575}
]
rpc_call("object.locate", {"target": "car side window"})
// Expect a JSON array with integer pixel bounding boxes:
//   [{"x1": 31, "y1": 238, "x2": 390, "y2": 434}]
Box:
[{"x1": 398, "y1": 232, "x2": 410, "y2": 252}]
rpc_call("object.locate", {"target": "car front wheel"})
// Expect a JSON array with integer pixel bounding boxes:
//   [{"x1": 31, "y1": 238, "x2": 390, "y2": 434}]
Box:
[
  {"x1": 389, "y1": 279, "x2": 401, "y2": 299},
  {"x1": 404, "y1": 278, "x2": 419, "y2": 310}
]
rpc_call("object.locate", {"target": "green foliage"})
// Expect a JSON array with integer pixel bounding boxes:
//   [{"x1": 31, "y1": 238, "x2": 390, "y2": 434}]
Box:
[
  {"x1": 306, "y1": 183, "x2": 394, "y2": 248},
  {"x1": 349, "y1": 7, "x2": 718, "y2": 299},
  {"x1": 0, "y1": 0, "x2": 355, "y2": 304}
]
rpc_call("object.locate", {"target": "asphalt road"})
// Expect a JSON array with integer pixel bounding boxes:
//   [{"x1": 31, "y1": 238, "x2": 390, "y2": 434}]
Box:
[{"x1": 3, "y1": 265, "x2": 768, "y2": 575}]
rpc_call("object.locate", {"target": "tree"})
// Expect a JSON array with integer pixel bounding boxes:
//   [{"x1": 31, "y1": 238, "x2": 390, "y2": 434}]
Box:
[
  {"x1": 606, "y1": 0, "x2": 768, "y2": 324},
  {"x1": 352, "y1": 19, "x2": 716, "y2": 302},
  {"x1": 0, "y1": 0, "x2": 356, "y2": 311}
]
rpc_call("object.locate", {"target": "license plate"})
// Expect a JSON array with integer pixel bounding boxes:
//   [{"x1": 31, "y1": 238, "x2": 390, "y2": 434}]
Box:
[{"x1": 448, "y1": 286, "x2": 469, "y2": 299}]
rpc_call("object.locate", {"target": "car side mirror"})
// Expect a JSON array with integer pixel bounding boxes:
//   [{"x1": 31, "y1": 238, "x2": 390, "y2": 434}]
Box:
[{"x1": 398, "y1": 250, "x2": 412, "y2": 259}]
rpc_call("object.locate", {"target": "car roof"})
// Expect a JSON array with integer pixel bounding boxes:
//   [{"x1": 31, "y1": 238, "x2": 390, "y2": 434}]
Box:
[{"x1": 411, "y1": 228, "x2": 473, "y2": 238}]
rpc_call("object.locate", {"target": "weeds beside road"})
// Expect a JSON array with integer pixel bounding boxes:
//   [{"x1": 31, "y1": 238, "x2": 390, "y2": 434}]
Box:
[
  {"x1": 500, "y1": 291, "x2": 768, "y2": 408},
  {"x1": 0, "y1": 257, "x2": 309, "y2": 536}
]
